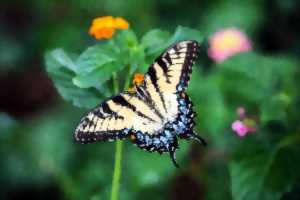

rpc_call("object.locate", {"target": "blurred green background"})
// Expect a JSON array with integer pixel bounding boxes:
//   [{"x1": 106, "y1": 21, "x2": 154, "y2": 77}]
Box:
[{"x1": 1, "y1": 0, "x2": 300, "y2": 200}]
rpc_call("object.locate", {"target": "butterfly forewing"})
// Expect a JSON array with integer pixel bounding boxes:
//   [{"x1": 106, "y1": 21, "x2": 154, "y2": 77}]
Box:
[
  {"x1": 74, "y1": 92, "x2": 164, "y2": 143},
  {"x1": 149, "y1": 40, "x2": 200, "y2": 93},
  {"x1": 142, "y1": 40, "x2": 200, "y2": 121}
]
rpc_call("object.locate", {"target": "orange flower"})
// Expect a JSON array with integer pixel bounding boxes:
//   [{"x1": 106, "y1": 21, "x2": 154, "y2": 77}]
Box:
[
  {"x1": 128, "y1": 73, "x2": 145, "y2": 93},
  {"x1": 114, "y1": 17, "x2": 130, "y2": 29},
  {"x1": 132, "y1": 73, "x2": 144, "y2": 85},
  {"x1": 89, "y1": 16, "x2": 129, "y2": 40}
]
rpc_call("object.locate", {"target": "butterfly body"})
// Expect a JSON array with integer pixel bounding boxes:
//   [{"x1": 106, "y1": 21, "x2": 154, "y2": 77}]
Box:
[{"x1": 74, "y1": 40, "x2": 206, "y2": 167}]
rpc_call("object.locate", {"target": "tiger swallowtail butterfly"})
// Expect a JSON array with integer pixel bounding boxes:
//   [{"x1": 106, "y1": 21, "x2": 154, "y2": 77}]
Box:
[{"x1": 74, "y1": 40, "x2": 206, "y2": 167}]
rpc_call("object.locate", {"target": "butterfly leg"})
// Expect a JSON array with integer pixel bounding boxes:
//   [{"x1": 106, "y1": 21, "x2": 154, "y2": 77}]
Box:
[
  {"x1": 178, "y1": 131, "x2": 207, "y2": 146},
  {"x1": 189, "y1": 131, "x2": 207, "y2": 146},
  {"x1": 168, "y1": 136, "x2": 179, "y2": 168},
  {"x1": 169, "y1": 149, "x2": 179, "y2": 168}
]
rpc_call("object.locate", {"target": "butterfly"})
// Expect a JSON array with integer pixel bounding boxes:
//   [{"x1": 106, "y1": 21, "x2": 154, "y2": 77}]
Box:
[{"x1": 74, "y1": 40, "x2": 206, "y2": 167}]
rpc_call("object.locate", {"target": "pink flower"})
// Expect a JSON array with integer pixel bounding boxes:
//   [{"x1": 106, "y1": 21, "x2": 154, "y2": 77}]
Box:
[
  {"x1": 232, "y1": 120, "x2": 248, "y2": 137},
  {"x1": 237, "y1": 106, "x2": 246, "y2": 119},
  {"x1": 208, "y1": 28, "x2": 252, "y2": 63},
  {"x1": 231, "y1": 107, "x2": 257, "y2": 137}
]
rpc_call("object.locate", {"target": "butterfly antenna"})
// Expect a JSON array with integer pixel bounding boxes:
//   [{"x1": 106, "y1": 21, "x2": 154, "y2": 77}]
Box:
[
  {"x1": 169, "y1": 149, "x2": 179, "y2": 168},
  {"x1": 191, "y1": 131, "x2": 207, "y2": 146}
]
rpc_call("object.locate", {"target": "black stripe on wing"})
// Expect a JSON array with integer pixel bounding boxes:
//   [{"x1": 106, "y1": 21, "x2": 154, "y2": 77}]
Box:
[
  {"x1": 176, "y1": 41, "x2": 200, "y2": 92},
  {"x1": 112, "y1": 94, "x2": 157, "y2": 123},
  {"x1": 152, "y1": 40, "x2": 200, "y2": 92},
  {"x1": 75, "y1": 125, "x2": 129, "y2": 144},
  {"x1": 155, "y1": 56, "x2": 169, "y2": 78},
  {"x1": 135, "y1": 85, "x2": 164, "y2": 120},
  {"x1": 147, "y1": 66, "x2": 168, "y2": 112},
  {"x1": 74, "y1": 98, "x2": 128, "y2": 144},
  {"x1": 164, "y1": 52, "x2": 173, "y2": 66},
  {"x1": 112, "y1": 95, "x2": 136, "y2": 111}
]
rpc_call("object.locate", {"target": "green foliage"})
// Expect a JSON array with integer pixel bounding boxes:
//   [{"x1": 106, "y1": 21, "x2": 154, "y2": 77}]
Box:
[
  {"x1": 141, "y1": 29, "x2": 171, "y2": 55},
  {"x1": 230, "y1": 133, "x2": 300, "y2": 200},
  {"x1": 218, "y1": 53, "x2": 297, "y2": 104},
  {"x1": 45, "y1": 49, "x2": 103, "y2": 108},
  {"x1": 142, "y1": 26, "x2": 203, "y2": 60}
]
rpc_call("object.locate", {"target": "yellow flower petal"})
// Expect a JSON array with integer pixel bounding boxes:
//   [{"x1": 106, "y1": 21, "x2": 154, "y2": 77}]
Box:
[
  {"x1": 92, "y1": 16, "x2": 114, "y2": 28},
  {"x1": 114, "y1": 17, "x2": 130, "y2": 29}
]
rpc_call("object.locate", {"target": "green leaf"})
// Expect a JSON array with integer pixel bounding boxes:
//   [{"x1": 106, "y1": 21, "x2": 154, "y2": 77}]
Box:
[
  {"x1": 141, "y1": 26, "x2": 203, "y2": 57},
  {"x1": 230, "y1": 133, "x2": 300, "y2": 200},
  {"x1": 73, "y1": 61, "x2": 123, "y2": 88},
  {"x1": 218, "y1": 53, "x2": 297, "y2": 104},
  {"x1": 45, "y1": 50, "x2": 102, "y2": 108},
  {"x1": 50, "y1": 48, "x2": 77, "y2": 72},
  {"x1": 75, "y1": 45, "x2": 116, "y2": 75},
  {"x1": 260, "y1": 93, "x2": 290, "y2": 123},
  {"x1": 169, "y1": 26, "x2": 203, "y2": 44},
  {"x1": 129, "y1": 44, "x2": 147, "y2": 74},
  {"x1": 110, "y1": 29, "x2": 145, "y2": 75},
  {"x1": 112, "y1": 29, "x2": 139, "y2": 52},
  {"x1": 141, "y1": 29, "x2": 171, "y2": 55},
  {"x1": 141, "y1": 26, "x2": 203, "y2": 72}
]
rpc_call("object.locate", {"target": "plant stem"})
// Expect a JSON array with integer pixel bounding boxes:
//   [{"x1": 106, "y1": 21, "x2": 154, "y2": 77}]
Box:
[
  {"x1": 124, "y1": 70, "x2": 131, "y2": 90},
  {"x1": 110, "y1": 72, "x2": 123, "y2": 200},
  {"x1": 110, "y1": 72, "x2": 132, "y2": 200},
  {"x1": 112, "y1": 73, "x2": 119, "y2": 94},
  {"x1": 110, "y1": 140, "x2": 123, "y2": 200}
]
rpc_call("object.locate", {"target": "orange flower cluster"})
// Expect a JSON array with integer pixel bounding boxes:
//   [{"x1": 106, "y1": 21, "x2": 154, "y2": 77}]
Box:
[
  {"x1": 128, "y1": 73, "x2": 145, "y2": 93},
  {"x1": 89, "y1": 16, "x2": 129, "y2": 40}
]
